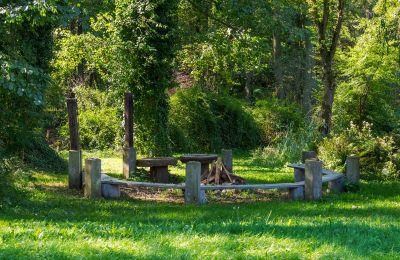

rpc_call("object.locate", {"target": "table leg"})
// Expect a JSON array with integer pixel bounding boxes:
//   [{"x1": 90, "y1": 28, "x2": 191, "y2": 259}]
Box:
[{"x1": 150, "y1": 166, "x2": 169, "y2": 183}]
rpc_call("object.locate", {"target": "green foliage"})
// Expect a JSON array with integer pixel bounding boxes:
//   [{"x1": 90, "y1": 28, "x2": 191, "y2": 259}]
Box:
[
  {"x1": 251, "y1": 125, "x2": 316, "y2": 169},
  {"x1": 113, "y1": 0, "x2": 179, "y2": 156},
  {"x1": 60, "y1": 87, "x2": 122, "y2": 150},
  {"x1": 334, "y1": 0, "x2": 400, "y2": 134},
  {"x1": 3, "y1": 152, "x2": 400, "y2": 258},
  {"x1": 251, "y1": 99, "x2": 304, "y2": 144},
  {"x1": 0, "y1": 0, "x2": 67, "y2": 150},
  {"x1": 169, "y1": 87, "x2": 262, "y2": 152},
  {"x1": 319, "y1": 122, "x2": 400, "y2": 181}
]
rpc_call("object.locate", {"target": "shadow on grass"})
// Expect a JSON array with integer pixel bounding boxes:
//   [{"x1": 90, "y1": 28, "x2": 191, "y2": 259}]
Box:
[{"x1": 2, "y1": 168, "x2": 400, "y2": 258}]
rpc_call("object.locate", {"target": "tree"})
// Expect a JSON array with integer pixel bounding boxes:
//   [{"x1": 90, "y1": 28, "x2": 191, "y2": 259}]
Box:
[
  {"x1": 113, "y1": 0, "x2": 178, "y2": 156},
  {"x1": 309, "y1": 0, "x2": 345, "y2": 136},
  {"x1": 0, "y1": 1, "x2": 65, "y2": 150}
]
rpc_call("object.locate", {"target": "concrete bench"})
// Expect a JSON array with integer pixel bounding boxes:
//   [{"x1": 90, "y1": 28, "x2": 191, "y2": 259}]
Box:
[
  {"x1": 179, "y1": 154, "x2": 218, "y2": 177},
  {"x1": 288, "y1": 163, "x2": 344, "y2": 193},
  {"x1": 136, "y1": 157, "x2": 177, "y2": 183}
]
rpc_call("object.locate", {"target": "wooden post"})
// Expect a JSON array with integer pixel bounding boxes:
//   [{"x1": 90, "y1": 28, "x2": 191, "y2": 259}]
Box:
[
  {"x1": 346, "y1": 155, "x2": 360, "y2": 185},
  {"x1": 123, "y1": 92, "x2": 136, "y2": 179},
  {"x1": 294, "y1": 151, "x2": 317, "y2": 182},
  {"x1": 68, "y1": 150, "x2": 81, "y2": 189},
  {"x1": 185, "y1": 161, "x2": 206, "y2": 204},
  {"x1": 67, "y1": 96, "x2": 82, "y2": 189},
  {"x1": 84, "y1": 158, "x2": 102, "y2": 198},
  {"x1": 222, "y1": 149, "x2": 233, "y2": 173},
  {"x1": 67, "y1": 96, "x2": 80, "y2": 151},
  {"x1": 304, "y1": 159, "x2": 322, "y2": 200},
  {"x1": 124, "y1": 92, "x2": 134, "y2": 148}
]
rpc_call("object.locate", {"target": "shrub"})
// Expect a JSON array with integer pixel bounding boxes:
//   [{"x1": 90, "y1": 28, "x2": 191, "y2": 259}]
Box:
[
  {"x1": 169, "y1": 87, "x2": 262, "y2": 152},
  {"x1": 251, "y1": 99, "x2": 304, "y2": 145},
  {"x1": 318, "y1": 122, "x2": 400, "y2": 181},
  {"x1": 60, "y1": 87, "x2": 122, "y2": 150},
  {"x1": 251, "y1": 124, "x2": 317, "y2": 169}
]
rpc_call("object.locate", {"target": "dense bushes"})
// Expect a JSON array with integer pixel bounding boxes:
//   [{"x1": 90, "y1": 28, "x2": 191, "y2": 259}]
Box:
[
  {"x1": 60, "y1": 87, "x2": 122, "y2": 150},
  {"x1": 169, "y1": 88, "x2": 262, "y2": 152},
  {"x1": 251, "y1": 99, "x2": 304, "y2": 144},
  {"x1": 319, "y1": 122, "x2": 400, "y2": 181}
]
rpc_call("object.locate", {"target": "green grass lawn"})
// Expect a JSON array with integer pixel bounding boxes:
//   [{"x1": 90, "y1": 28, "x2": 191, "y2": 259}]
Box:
[{"x1": 1, "y1": 151, "x2": 400, "y2": 259}]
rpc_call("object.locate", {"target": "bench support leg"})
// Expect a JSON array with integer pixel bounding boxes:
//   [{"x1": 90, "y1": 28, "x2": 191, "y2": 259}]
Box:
[
  {"x1": 289, "y1": 186, "x2": 304, "y2": 200},
  {"x1": 102, "y1": 184, "x2": 121, "y2": 199},
  {"x1": 328, "y1": 176, "x2": 344, "y2": 193},
  {"x1": 150, "y1": 166, "x2": 170, "y2": 183},
  {"x1": 294, "y1": 168, "x2": 305, "y2": 182}
]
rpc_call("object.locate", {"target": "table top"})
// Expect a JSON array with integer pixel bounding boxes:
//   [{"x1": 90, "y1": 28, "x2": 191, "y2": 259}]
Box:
[
  {"x1": 136, "y1": 157, "x2": 177, "y2": 167},
  {"x1": 179, "y1": 154, "x2": 218, "y2": 163}
]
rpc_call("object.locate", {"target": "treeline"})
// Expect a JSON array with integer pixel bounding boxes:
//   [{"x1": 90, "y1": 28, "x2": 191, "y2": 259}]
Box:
[{"x1": 0, "y1": 0, "x2": 399, "y2": 180}]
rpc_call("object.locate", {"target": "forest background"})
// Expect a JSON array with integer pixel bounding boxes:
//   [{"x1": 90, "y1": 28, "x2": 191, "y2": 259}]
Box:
[{"x1": 1, "y1": 0, "x2": 400, "y2": 184}]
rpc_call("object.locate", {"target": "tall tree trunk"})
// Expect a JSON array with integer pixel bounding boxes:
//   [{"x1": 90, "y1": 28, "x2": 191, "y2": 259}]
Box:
[
  {"x1": 273, "y1": 33, "x2": 284, "y2": 99},
  {"x1": 302, "y1": 22, "x2": 316, "y2": 117},
  {"x1": 320, "y1": 61, "x2": 335, "y2": 136},
  {"x1": 311, "y1": 0, "x2": 345, "y2": 136}
]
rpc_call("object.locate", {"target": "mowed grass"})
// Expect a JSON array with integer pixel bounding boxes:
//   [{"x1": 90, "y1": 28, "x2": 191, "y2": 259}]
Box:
[{"x1": 1, "y1": 151, "x2": 400, "y2": 259}]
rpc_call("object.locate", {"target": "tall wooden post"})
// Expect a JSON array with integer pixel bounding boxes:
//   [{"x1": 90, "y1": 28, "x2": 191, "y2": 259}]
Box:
[
  {"x1": 123, "y1": 92, "x2": 136, "y2": 179},
  {"x1": 84, "y1": 158, "x2": 102, "y2": 198},
  {"x1": 185, "y1": 161, "x2": 206, "y2": 204},
  {"x1": 221, "y1": 149, "x2": 233, "y2": 173},
  {"x1": 346, "y1": 155, "x2": 360, "y2": 185},
  {"x1": 67, "y1": 96, "x2": 82, "y2": 189},
  {"x1": 304, "y1": 159, "x2": 323, "y2": 200}
]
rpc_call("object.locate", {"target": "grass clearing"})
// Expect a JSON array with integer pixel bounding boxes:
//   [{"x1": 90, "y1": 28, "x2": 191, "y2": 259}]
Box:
[{"x1": 2, "y1": 151, "x2": 400, "y2": 259}]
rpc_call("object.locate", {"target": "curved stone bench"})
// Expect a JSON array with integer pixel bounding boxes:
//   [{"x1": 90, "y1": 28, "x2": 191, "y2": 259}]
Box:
[
  {"x1": 136, "y1": 157, "x2": 177, "y2": 183},
  {"x1": 288, "y1": 163, "x2": 344, "y2": 193}
]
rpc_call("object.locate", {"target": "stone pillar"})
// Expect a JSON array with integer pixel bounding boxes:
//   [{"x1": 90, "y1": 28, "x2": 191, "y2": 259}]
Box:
[
  {"x1": 294, "y1": 151, "x2": 318, "y2": 182},
  {"x1": 84, "y1": 158, "x2": 102, "y2": 198},
  {"x1": 123, "y1": 147, "x2": 136, "y2": 179},
  {"x1": 302, "y1": 151, "x2": 317, "y2": 163},
  {"x1": 305, "y1": 159, "x2": 323, "y2": 200},
  {"x1": 346, "y1": 155, "x2": 360, "y2": 185},
  {"x1": 222, "y1": 149, "x2": 233, "y2": 173},
  {"x1": 185, "y1": 161, "x2": 206, "y2": 204},
  {"x1": 68, "y1": 150, "x2": 82, "y2": 189}
]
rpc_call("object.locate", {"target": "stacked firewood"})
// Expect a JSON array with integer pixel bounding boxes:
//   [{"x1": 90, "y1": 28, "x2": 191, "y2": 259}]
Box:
[{"x1": 201, "y1": 159, "x2": 246, "y2": 185}]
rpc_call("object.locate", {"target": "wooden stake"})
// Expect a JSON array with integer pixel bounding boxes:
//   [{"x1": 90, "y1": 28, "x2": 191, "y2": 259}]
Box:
[
  {"x1": 124, "y1": 92, "x2": 134, "y2": 148},
  {"x1": 67, "y1": 97, "x2": 80, "y2": 150}
]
